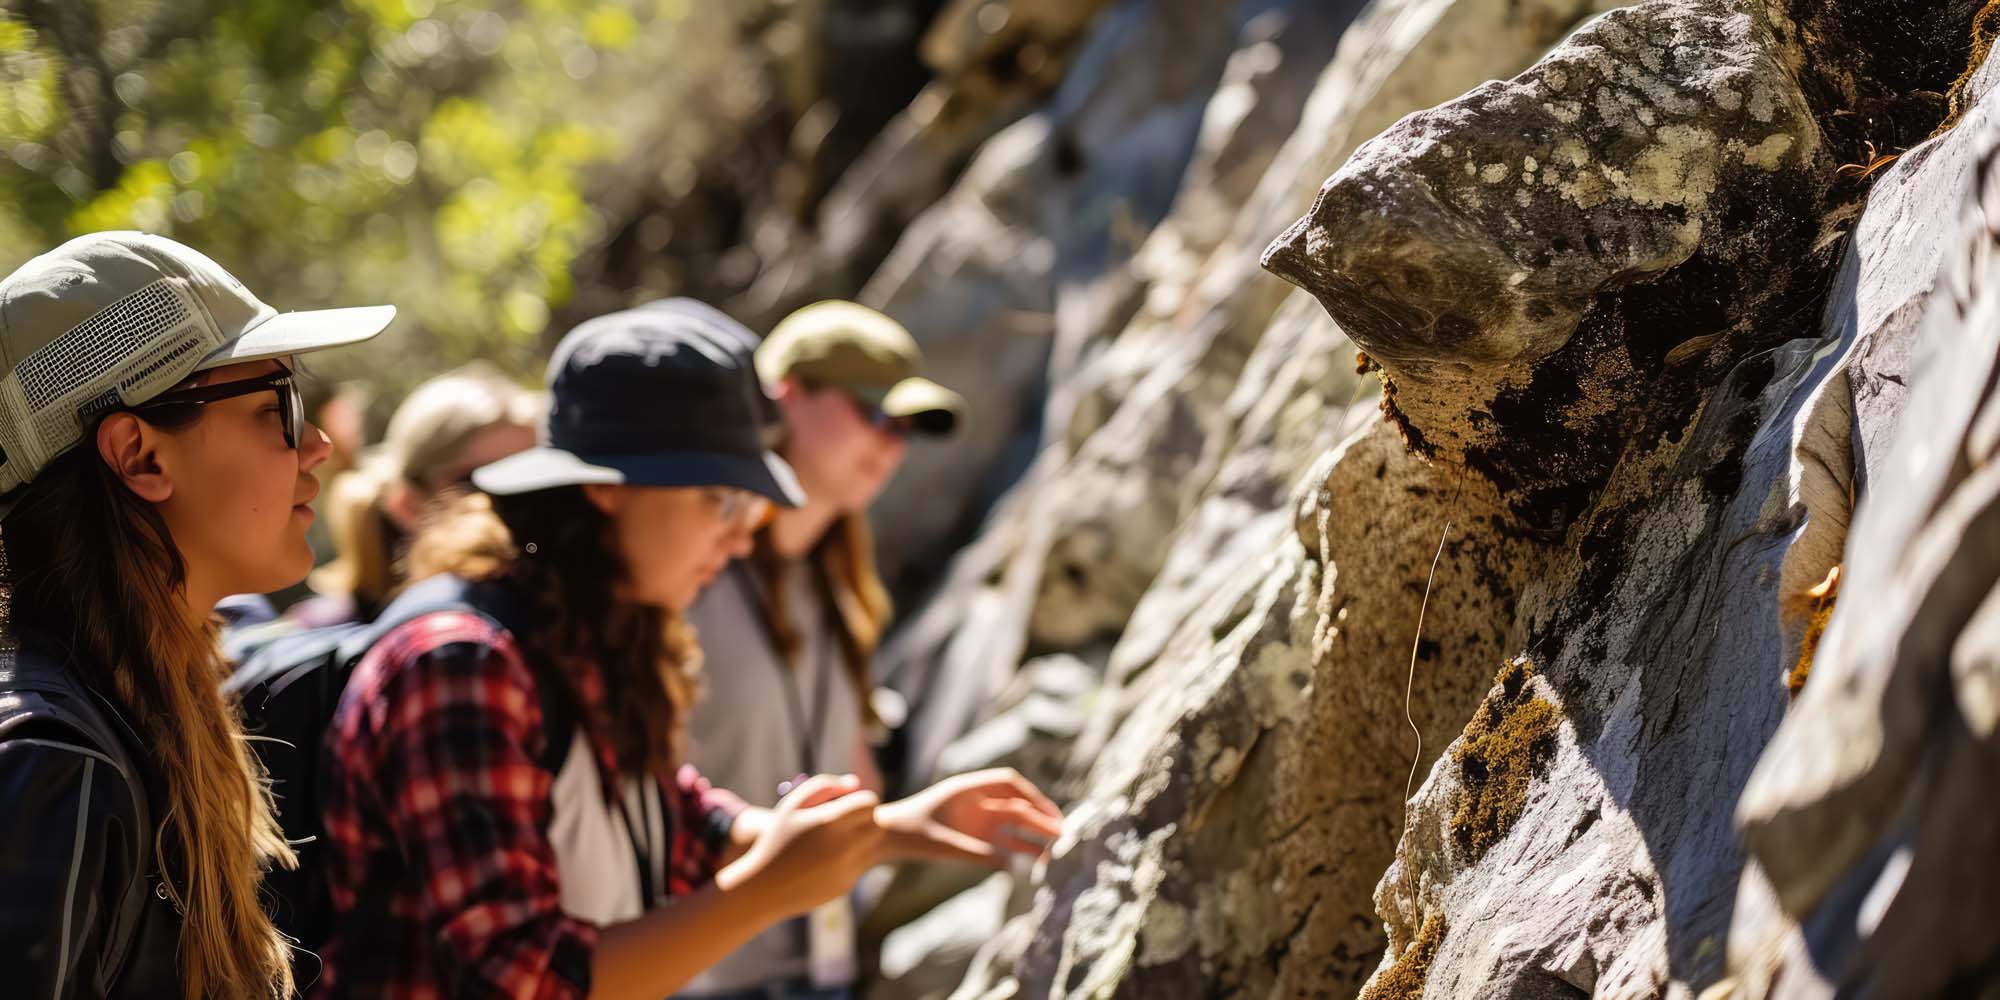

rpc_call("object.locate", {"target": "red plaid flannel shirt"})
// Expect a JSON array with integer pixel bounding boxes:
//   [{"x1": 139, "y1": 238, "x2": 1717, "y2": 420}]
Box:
[{"x1": 313, "y1": 611, "x2": 745, "y2": 999}]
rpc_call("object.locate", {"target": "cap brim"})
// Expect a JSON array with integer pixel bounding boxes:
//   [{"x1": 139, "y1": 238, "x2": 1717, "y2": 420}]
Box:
[
  {"x1": 197, "y1": 304, "x2": 396, "y2": 370},
  {"x1": 880, "y1": 377, "x2": 966, "y2": 436},
  {"x1": 472, "y1": 446, "x2": 805, "y2": 508}
]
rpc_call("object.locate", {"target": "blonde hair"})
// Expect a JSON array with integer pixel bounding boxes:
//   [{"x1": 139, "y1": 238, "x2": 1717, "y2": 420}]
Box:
[
  {"x1": 311, "y1": 364, "x2": 542, "y2": 614},
  {"x1": 749, "y1": 511, "x2": 890, "y2": 728},
  {"x1": 0, "y1": 445, "x2": 295, "y2": 999},
  {"x1": 308, "y1": 456, "x2": 401, "y2": 614}
]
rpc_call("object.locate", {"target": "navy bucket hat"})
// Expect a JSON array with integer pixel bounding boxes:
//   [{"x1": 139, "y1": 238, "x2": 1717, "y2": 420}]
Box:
[{"x1": 471, "y1": 298, "x2": 805, "y2": 507}]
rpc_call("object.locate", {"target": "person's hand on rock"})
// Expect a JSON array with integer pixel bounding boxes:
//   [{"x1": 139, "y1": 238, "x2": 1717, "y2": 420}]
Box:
[{"x1": 875, "y1": 767, "x2": 1064, "y2": 869}]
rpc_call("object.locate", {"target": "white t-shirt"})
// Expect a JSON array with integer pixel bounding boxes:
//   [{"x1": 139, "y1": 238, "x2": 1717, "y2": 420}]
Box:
[
  {"x1": 679, "y1": 560, "x2": 864, "y2": 994},
  {"x1": 545, "y1": 730, "x2": 682, "y2": 929}
]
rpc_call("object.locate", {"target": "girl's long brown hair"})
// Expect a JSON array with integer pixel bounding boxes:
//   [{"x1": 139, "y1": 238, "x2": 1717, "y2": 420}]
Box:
[
  {"x1": 0, "y1": 443, "x2": 295, "y2": 1000},
  {"x1": 747, "y1": 510, "x2": 889, "y2": 728},
  {"x1": 404, "y1": 488, "x2": 699, "y2": 775}
]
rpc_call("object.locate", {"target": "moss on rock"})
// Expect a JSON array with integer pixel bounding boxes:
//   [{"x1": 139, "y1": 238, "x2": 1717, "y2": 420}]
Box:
[
  {"x1": 1449, "y1": 657, "x2": 1560, "y2": 860},
  {"x1": 1359, "y1": 912, "x2": 1445, "y2": 1000}
]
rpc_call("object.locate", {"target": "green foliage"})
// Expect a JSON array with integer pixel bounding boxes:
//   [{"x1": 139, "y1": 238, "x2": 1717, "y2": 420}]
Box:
[{"x1": 0, "y1": 0, "x2": 741, "y2": 396}]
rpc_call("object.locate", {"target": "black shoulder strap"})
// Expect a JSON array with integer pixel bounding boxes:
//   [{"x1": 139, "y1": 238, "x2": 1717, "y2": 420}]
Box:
[
  {"x1": 0, "y1": 645, "x2": 154, "y2": 983},
  {"x1": 357, "y1": 575, "x2": 574, "y2": 773}
]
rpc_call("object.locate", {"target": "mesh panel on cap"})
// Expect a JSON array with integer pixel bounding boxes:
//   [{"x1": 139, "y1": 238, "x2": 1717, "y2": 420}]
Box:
[
  {"x1": 17, "y1": 279, "x2": 212, "y2": 468},
  {"x1": 19, "y1": 279, "x2": 188, "y2": 409}
]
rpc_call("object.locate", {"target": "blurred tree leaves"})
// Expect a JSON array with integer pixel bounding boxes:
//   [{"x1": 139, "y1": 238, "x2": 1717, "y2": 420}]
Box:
[{"x1": 0, "y1": 0, "x2": 748, "y2": 397}]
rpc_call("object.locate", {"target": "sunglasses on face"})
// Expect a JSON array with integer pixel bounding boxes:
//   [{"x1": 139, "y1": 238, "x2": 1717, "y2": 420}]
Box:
[
  {"x1": 858, "y1": 402, "x2": 912, "y2": 437},
  {"x1": 129, "y1": 368, "x2": 303, "y2": 449},
  {"x1": 805, "y1": 382, "x2": 910, "y2": 437}
]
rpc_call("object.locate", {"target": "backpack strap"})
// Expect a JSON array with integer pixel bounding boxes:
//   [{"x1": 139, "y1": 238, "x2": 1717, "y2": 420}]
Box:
[
  {"x1": 355, "y1": 575, "x2": 575, "y2": 773},
  {"x1": 0, "y1": 645, "x2": 155, "y2": 987}
]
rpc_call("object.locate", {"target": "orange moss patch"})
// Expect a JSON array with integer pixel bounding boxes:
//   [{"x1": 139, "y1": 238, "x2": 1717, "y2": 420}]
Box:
[
  {"x1": 1359, "y1": 913, "x2": 1445, "y2": 1000},
  {"x1": 1788, "y1": 565, "x2": 1841, "y2": 696},
  {"x1": 1449, "y1": 657, "x2": 1560, "y2": 860}
]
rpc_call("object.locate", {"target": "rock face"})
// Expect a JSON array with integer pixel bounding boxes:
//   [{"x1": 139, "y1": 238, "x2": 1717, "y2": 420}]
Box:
[
  {"x1": 1729, "y1": 46, "x2": 2000, "y2": 998},
  {"x1": 1252, "y1": 0, "x2": 1987, "y2": 995},
  {"x1": 866, "y1": 1, "x2": 1652, "y2": 997},
  {"x1": 859, "y1": 0, "x2": 1350, "y2": 600},
  {"x1": 869, "y1": 0, "x2": 1993, "y2": 995},
  {"x1": 734, "y1": 0, "x2": 1119, "y2": 329},
  {"x1": 580, "y1": 0, "x2": 2000, "y2": 994}
]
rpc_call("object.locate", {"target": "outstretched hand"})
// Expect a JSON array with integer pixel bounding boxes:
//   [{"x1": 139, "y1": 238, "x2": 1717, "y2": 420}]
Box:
[{"x1": 877, "y1": 767, "x2": 1064, "y2": 869}]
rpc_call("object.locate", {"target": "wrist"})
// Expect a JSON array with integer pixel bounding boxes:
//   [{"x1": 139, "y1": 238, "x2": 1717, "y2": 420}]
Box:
[{"x1": 714, "y1": 849, "x2": 790, "y2": 923}]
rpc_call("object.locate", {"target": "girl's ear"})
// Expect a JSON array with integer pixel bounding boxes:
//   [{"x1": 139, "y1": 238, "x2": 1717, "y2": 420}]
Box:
[
  {"x1": 95, "y1": 413, "x2": 174, "y2": 503},
  {"x1": 579, "y1": 482, "x2": 623, "y2": 517}
]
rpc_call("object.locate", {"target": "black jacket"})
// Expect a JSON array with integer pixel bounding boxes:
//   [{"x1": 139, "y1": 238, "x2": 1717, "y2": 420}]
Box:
[{"x1": 0, "y1": 643, "x2": 184, "y2": 999}]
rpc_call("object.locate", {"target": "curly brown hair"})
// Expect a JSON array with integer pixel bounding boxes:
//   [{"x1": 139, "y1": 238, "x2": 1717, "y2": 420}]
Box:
[{"x1": 404, "y1": 488, "x2": 700, "y2": 776}]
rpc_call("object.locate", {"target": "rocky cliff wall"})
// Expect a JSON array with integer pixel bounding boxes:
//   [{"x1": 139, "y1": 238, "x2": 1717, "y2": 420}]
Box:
[
  {"x1": 841, "y1": 0, "x2": 1999, "y2": 996},
  {"x1": 627, "y1": 0, "x2": 1999, "y2": 994}
]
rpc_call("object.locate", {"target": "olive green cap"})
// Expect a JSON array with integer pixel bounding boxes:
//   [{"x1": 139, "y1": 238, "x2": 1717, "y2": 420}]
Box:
[{"x1": 756, "y1": 300, "x2": 965, "y2": 435}]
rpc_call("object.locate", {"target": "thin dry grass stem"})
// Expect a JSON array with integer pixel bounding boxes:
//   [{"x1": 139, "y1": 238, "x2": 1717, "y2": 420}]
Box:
[{"x1": 1396, "y1": 461, "x2": 1466, "y2": 916}]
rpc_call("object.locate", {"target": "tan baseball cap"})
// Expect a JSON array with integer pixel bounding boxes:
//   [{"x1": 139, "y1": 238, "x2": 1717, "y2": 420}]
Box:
[
  {"x1": 0, "y1": 231, "x2": 393, "y2": 498},
  {"x1": 756, "y1": 300, "x2": 965, "y2": 435},
  {"x1": 380, "y1": 361, "x2": 545, "y2": 487}
]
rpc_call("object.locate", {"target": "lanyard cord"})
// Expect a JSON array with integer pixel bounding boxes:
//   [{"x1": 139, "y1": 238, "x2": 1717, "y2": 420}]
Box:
[
  {"x1": 612, "y1": 781, "x2": 659, "y2": 906},
  {"x1": 733, "y1": 561, "x2": 836, "y2": 775}
]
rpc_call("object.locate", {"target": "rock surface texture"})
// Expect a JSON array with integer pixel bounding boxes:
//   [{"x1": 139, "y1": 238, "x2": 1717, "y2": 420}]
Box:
[
  {"x1": 1261, "y1": 0, "x2": 1989, "y2": 996},
  {"x1": 604, "y1": 0, "x2": 2000, "y2": 995},
  {"x1": 872, "y1": 0, "x2": 1994, "y2": 996},
  {"x1": 1729, "y1": 41, "x2": 2000, "y2": 1000}
]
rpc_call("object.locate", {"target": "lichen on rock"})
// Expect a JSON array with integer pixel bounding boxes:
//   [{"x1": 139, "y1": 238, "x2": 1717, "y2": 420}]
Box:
[{"x1": 1262, "y1": 0, "x2": 1821, "y2": 387}]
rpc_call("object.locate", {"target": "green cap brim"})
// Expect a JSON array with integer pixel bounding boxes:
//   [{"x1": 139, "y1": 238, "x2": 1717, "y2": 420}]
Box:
[{"x1": 880, "y1": 377, "x2": 965, "y2": 436}]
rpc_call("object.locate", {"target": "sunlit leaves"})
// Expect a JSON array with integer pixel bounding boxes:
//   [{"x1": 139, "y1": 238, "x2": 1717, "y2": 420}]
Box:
[{"x1": 0, "y1": 0, "x2": 710, "y2": 398}]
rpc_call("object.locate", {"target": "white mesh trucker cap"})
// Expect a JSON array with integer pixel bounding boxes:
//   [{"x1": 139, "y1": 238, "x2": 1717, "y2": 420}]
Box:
[{"x1": 0, "y1": 231, "x2": 393, "y2": 500}]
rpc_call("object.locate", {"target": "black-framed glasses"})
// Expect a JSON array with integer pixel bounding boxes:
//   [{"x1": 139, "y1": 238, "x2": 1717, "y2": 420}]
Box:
[{"x1": 130, "y1": 369, "x2": 302, "y2": 449}]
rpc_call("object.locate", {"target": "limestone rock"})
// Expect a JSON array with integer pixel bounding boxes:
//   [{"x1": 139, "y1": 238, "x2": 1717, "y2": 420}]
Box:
[
  {"x1": 875, "y1": 0, "x2": 1373, "y2": 794},
  {"x1": 883, "y1": 0, "x2": 1617, "y2": 802},
  {"x1": 1239, "y1": 0, "x2": 1980, "y2": 995},
  {"x1": 733, "y1": 0, "x2": 1117, "y2": 328},
  {"x1": 863, "y1": 0, "x2": 1303, "y2": 597},
  {"x1": 893, "y1": 2, "x2": 1639, "y2": 997},
  {"x1": 856, "y1": 0, "x2": 1993, "y2": 996},
  {"x1": 1729, "y1": 44, "x2": 2000, "y2": 998}
]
